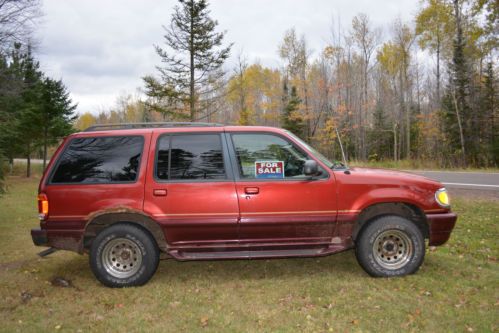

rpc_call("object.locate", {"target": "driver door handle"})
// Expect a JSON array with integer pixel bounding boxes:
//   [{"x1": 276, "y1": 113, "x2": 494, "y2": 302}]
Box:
[{"x1": 244, "y1": 187, "x2": 259, "y2": 195}]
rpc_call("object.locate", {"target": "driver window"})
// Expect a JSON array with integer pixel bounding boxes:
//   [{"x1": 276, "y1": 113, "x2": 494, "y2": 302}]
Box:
[
  {"x1": 231, "y1": 133, "x2": 313, "y2": 179},
  {"x1": 156, "y1": 134, "x2": 226, "y2": 180}
]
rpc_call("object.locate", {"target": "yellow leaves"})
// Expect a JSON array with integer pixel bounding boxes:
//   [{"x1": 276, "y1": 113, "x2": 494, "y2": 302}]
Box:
[
  {"x1": 377, "y1": 42, "x2": 399, "y2": 76},
  {"x1": 415, "y1": 0, "x2": 454, "y2": 52},
  {"x1": 323, "y1": 45, "x2": 342, "y2": 60},
  {"x1": 227, "y1": 64, "x2": 282, "y2": 126},
  {"x1": 74, "y1": 112, "x2": 97, "y2": 131},
  {"x1": 315, "y1": 118, "x2": 338, "y2": 147}
]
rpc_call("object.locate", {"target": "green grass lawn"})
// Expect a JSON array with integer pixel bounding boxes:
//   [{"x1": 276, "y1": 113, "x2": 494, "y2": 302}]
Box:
[{"x1": 0, "y1": 177, "x2": 498, "y2": 332}]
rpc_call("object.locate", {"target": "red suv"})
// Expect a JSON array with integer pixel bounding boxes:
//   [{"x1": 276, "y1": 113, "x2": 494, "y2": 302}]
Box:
[{"x1": 31, "y1": 123, "x2": 457, "y2": 287}]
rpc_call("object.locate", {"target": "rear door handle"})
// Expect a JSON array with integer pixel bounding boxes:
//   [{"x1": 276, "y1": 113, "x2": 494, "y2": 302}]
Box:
[
  {"x1": 153, "y1": 189, "x2": 167, "y2": 196},
  {"x1": 244, "y1": 187, "x2": 259, "y2": 194}
]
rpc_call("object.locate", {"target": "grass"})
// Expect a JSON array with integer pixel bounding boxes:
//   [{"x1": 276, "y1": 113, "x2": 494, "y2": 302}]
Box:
[
  {"x1": 349, "y1": 159, "x2": 499, "y2": 172},
  {"x1": 0, "y1": 177, "x2": 498, "y2": 332}
]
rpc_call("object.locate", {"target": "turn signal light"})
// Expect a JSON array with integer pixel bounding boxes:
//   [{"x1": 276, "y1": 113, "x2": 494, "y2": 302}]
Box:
[{"x1": 38, "y1": 193, "x2": 49, "y2": 220}]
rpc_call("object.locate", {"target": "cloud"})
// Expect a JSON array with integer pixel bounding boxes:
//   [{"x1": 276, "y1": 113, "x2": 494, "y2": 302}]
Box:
[{"x1": 35, "y1": 0, "x2": 419, "y2": 114}]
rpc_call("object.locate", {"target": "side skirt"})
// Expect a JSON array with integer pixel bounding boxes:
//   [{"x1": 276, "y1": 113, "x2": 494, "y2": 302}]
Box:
[{"x1": 166, "y1": 239, "x2": 354, "y2": 261}]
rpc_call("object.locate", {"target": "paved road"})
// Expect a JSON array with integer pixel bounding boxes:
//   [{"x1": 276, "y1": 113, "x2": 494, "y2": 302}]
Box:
[
  {"x1": 406, "y1": 170, "x2": 499, "y2": 190},
  {"x1": 13, "y1": 158, "x2": 44, "y2": 164}
]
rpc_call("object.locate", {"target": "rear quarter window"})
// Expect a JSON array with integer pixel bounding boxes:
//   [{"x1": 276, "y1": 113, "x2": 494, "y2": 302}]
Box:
[{"x1": 50, "y1": 136, "x2": 144, "y2": 184}]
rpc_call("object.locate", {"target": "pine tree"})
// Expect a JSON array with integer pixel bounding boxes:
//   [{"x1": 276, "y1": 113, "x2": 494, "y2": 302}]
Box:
[
  {"x1": 144, "y1": 0, "x2": 232, "y2": 121},
  {"x1": 481, "y1": 62, "x2": 497, "y2": 165},
  {"x1": 15, "y1": 45, "x2": 44, "y2": 177},
  {"x1": 38, "y1": 78, "x2": 77, "y2": 169},
  {"x1": 281, "y1": 85, "x2": 305, "y2": 138},
  {"x1": 0, "y1": 44, "x2": 76, "y2": 177}
]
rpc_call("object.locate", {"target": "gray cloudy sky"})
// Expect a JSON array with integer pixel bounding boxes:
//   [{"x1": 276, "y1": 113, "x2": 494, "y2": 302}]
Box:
[{"x1": 36, "y1": 0, "x2": 420, "y2": 114}]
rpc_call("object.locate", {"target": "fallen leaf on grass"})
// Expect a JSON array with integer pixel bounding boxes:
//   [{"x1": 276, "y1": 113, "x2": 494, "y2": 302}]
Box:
[{"x1": 200, "y1": 317, "x2": 209, "y2": 327}]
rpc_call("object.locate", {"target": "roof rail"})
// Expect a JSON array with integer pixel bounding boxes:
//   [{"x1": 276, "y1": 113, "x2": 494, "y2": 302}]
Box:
[{"x1": 84, "y1": 122, "x2": 223, "y2": 132}]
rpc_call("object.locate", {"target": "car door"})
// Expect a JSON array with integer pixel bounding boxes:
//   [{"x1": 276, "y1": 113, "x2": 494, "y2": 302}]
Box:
[
  {"x1": 228, "y1": 132, "x2": 337, "y2": 246},
  {"x1": 143, "y1": 130, "x2": 239, "y2": 248}
]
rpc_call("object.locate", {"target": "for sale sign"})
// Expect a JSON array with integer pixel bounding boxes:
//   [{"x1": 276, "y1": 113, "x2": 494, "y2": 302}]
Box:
[{"x1": 255, "y1": 161, "x2": 285, "y2": 179}]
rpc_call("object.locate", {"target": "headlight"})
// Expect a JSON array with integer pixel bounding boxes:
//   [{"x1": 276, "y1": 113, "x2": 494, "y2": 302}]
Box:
[{"x1": 435, "y1": 188, "x2": 450, "y2": 208}]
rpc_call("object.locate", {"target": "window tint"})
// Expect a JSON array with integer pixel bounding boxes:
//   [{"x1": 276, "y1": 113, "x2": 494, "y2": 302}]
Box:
[
  {"x1": 232, "y1": 134, "x2": 318, "y2": 179},
  {"x1": 51, "y1": 136, "x2": 144, "y2": 183},
  {"x1": 156, "y1": 134, "x2": 226, "y2": 180}
]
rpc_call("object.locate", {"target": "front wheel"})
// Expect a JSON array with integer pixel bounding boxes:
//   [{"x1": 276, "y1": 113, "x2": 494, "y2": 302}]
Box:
[
  {"x1": 89, "y1": 224, "x2": 159, "y2": 287},
  {"x1": 355, "y1": 215, "x2": 425, "y2": 277}
]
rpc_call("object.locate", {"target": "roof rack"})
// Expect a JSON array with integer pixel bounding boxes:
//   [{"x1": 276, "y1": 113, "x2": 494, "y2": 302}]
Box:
[{"x1": 84, "y1": 122, "x2": 223, "y2": 132}]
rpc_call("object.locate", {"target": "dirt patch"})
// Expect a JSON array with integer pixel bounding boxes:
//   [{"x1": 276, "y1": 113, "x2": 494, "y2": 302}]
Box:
[{"x1": 0, "y1": 259, "x2": 31, "y2": 273}]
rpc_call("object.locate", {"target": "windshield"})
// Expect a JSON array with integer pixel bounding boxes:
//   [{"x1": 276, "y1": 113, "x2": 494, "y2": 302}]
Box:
[{"x1": 285, "y1": 131, "x2": 340, "y2": 169}]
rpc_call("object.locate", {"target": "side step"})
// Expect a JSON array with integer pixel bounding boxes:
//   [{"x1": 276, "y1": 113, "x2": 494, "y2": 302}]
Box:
[{"x1": 169, "y1": 246, "x2": 343, "y2": 261}]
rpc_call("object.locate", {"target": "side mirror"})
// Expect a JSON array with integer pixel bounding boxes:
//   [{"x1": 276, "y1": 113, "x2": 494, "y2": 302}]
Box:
[{"x1": 303, "y1": 160, "x2": 320, "y2": 177}]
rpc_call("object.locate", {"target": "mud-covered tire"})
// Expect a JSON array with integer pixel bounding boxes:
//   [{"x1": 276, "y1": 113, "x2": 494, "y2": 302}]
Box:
[
  {"x1": 90, "y1": 224, "x2": 159, "y2": 287},
  {"x1": 355, "y1": 215, "x2": 425, "y2": 277}
]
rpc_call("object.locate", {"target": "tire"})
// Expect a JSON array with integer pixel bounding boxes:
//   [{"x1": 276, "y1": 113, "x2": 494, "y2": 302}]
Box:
[
  {"x1": 355, "y1": 215, "x2": 425, "y2": 277},
  {"x1": 89, "y1": 223, "x2": 159, "y2": 287}
]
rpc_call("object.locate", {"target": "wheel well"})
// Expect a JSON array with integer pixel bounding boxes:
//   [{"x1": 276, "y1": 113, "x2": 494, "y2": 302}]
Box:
[
  {"x1": 83, "y1": 213, "x2": 168, "y2": 252},
  {"x1": 352, "y1": 202, "x2": 428, "y2": 241}
]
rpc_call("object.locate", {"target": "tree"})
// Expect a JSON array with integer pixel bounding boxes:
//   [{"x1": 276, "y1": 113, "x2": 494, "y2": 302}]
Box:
[
  {"x1": 14, "y1": 44, "x2": 43, "y2": 177},
  {"x1": 38, "y1": 78, "x2": 77, "y2": 169},
  {"x1": 0, "y1": 44, "x2": 76, "y2": 176},
  {"x1": 393, "y1": 20, "x2": 415, "y2": 159},
  {"x1": 351, "y1": 13, "x2": 381, "y2": 160},
  {"x1": 0, "y1": 0, "x2": 41, "y2": 52},
  {"x1": 416, "y1": 0, "x2": 454, "y2": 102},
  {"x1": 75, "y1": 112, "x2": 97, "y2": 131},
  {"x1": 0, "y1": 44, "x2": 25, "y2": 170},
  {"x1": 281, "y1": 85, "x2": 305, "y2": 137},
  {"x1": 144, "y1": 0, "x2": 232, "y2": 121},
  {"x1": 278, "y1": 28, "x2": 311, "y2": 140},
  {"x1": 226, "y1": 63, "x2": 282, "y2": 126},
  {"x1": 481, "y1": 62, "x2": 497, "y2": 165},
  {"x1": 231, "y1": 53, "x2": 250, "y2": 125}
]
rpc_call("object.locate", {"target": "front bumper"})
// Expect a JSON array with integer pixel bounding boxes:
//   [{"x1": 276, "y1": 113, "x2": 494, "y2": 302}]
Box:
[
  {"x1": 426, "y1": 212, "x2": 458, "y2": 246},
  {"x1": 31, "y1": 228, "x2": 48, "y2": 246}
]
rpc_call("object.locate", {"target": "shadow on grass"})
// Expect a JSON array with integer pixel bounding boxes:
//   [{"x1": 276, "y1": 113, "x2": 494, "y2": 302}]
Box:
[{"x1": 43, "y1": 249, "x2": 367, "y2": 288}]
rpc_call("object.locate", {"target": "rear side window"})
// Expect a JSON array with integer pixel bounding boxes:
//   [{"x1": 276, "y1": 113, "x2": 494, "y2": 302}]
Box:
[
  {"x1": 51, "y1": 136, "x2": 144, "y2": 184},
  {"x1": 156, "y1": 134, "x2": 226, "y2": 180}
]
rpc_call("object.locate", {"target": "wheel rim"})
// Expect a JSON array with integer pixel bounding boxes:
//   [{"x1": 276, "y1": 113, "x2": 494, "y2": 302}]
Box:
[
  {"x1": 372, "y1": 230, "x2": 413, "y2": 270},
  {"x1": 102, "y1": 238, "x2": 142, "y2": 279}
]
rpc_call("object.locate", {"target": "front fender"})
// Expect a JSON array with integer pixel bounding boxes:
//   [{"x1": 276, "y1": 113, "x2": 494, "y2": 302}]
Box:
[{"x1": 351, "y1": 186, "x2": 434, "y2": 212}]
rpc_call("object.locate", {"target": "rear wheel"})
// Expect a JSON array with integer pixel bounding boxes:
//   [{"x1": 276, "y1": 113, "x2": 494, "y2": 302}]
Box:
[
  {"x1": 355, "y1": 215, "x2": 425, "y2": 277},
  {"x1": 90, "y1": 224, "x2": 159, "y2": 287}
]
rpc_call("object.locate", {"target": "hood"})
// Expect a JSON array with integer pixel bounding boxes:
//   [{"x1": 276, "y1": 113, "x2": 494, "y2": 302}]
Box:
[{"x1": 339, "y1": 167, "x2": 442, "y2": 189}]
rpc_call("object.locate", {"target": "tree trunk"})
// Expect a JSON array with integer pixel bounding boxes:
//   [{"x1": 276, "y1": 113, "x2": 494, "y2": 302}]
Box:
[
  {"x1": 436, "y1": 38, "x2": 441, "y2": 103},
  {"x1": 43, "y1": 126, "x2": 48, "y2": 171},
  {"x1": 393, "y1": 123, "x2": 398, "y2": 162},
  {"x1": 403, "y1": 54, "x2": 411, "y2": 160},
  {"x1": 189, "y1": 6, "x2": 195, "y2": 121},
  {"x1": 26, "y1": 142, "x2": 31, "y2": 178}
]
